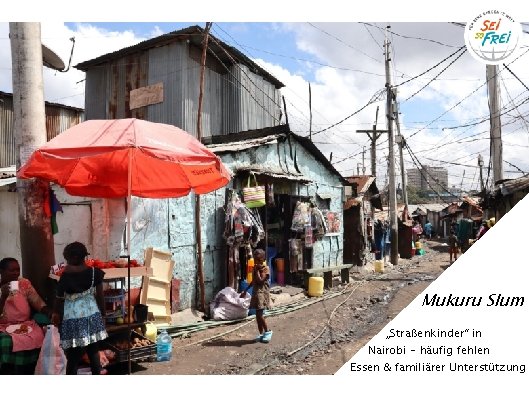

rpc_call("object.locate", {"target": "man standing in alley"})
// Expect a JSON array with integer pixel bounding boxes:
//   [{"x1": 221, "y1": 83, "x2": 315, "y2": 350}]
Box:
[{"x1": 424, "y1": 220, "x2": 433, "y2": 240}]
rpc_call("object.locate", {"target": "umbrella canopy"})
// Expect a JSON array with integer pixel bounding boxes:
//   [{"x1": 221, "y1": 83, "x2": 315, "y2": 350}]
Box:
[{"x1": 17, "y1": 118, "x2": 231, "y2": 198}]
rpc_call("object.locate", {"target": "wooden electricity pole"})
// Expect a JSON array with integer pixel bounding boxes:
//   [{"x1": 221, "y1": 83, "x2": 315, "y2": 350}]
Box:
[
  {"x1": 10, "y1": 22, "x2": 55, "y2": 300},
  {"x1": 195, "y1": 22, "x2": 212, "y2": 312},
  {"x1": 356, "y1": 106, "x2": 387, "y2": 178}
]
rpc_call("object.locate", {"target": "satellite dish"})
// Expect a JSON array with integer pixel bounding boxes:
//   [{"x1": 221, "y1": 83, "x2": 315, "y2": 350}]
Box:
[{"x1": 42, "y1": 43, "x2": 65, "y2": 71}]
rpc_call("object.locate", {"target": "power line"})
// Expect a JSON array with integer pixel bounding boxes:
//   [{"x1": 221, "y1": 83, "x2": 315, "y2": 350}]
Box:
[
  {"x1": 361, "y1": 22, "x2": 461, "y2": 48},
  {"x1": 402, "y1": 48, "x2": 467, "y2": 102},
  {"x1": 307, "y1": 22, "x2": 383, "y2": 65},
  {"x1": 394, "y1": 46, "x2": 466, "y2": 88},
  {"x1": 311, "y1": 88, "x2": 386, "y2": 136}
]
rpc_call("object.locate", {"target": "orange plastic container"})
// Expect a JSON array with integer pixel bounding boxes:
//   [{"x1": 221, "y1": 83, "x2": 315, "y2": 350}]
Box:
[
  {"x1": 246, "y1": 257, "x2": 254, "y2": 284},
  {"x1": 275, "y1": 258, "x2": 285, "y2": 273}
]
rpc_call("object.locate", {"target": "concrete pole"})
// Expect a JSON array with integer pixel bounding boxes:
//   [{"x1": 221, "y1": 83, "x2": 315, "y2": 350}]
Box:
[
  {"x1": 385, "y1": 28, "x2": 399, "y2": 266},
  {"x1": 10, "y1": 23, "x2": 55, "y2": 300},
  {"x1": 486, "y1": 65, "x2": 503, "y2": 184}
]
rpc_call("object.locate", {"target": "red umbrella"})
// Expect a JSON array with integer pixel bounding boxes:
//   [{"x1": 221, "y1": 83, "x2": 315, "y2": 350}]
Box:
[
  {"x1": 17, "y1": 118, "x2": 231, "y2": 198},
  {"x1": 17, "y1": 118, "x2": 231, "y2": 373}
]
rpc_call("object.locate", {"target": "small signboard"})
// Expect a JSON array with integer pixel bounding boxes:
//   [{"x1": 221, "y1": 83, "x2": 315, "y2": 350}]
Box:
[{"x1": 129, "y1": 82, "x2": 164, "y2": 110}]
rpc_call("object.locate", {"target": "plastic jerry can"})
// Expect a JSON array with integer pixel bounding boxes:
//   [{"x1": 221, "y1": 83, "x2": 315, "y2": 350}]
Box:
[
  {"x1": 308, "y1": 277, "x2": 324, "y2": 297},
  {"x1": 156, "y1": 329, "x2": 172, "y2": 362}
]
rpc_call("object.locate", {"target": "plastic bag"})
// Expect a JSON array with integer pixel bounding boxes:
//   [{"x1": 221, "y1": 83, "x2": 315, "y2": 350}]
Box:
[
  {"x1": 34, "y1": 325, "x2": 67, "y2": 375},
  {"x1": 209, "y1": 287, "x2": 251, "y2": 320}
]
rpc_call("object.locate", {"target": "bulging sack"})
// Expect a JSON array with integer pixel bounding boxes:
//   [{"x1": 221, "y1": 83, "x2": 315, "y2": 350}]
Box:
[
  {"x1": 35, "y1": 325, "x2": 67, "y2": 375},
  {"x1": 210, "y1": 287, "x2": 251, "y2": 320},
  {"x1": 243, "y1": 173, "x2": 265, "y2": 208}
]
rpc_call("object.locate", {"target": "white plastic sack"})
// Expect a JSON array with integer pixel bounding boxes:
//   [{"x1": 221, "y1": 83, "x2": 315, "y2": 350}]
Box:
[
  {"x1": 210, "y1": 287, "x2": 251, "y2": 320},
  {"x1": 34, "y1": 325, "x2": 67, "y2": 375}
]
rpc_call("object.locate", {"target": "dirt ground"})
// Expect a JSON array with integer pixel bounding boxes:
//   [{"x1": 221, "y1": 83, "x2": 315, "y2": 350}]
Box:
[{"x1": 110, "y1": 238, "x2": 451, "y2": 375}]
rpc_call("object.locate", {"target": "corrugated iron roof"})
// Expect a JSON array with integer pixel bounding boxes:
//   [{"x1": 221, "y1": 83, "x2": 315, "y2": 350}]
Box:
[
  {"x1": 74, "y1": 25, "x2": 285, "y2": 89},
  {"x1": 204, "y1": 124, "x2": 346, "y2": 184},
  {"x1": 344, "y1": 175, "x2": 376, "y2": 195},
  {"x1": 0, "y1": 91, "x2": 84, "y2": 112},
  {"x1": 208, "y1": 135, "x2": 280, "y2": 153},
  {"x1": 233, "y1": 165, "x2": 310, "y2": 182},
  {"x1": 497, "y1": 175, "x2": 529, "y2": 196}
]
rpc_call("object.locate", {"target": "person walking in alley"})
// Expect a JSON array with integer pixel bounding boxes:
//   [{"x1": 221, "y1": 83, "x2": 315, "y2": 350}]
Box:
[
  {"x1": 240, "y1": 249, "x2": 272, "y2": 343},
  {"x1": 424, "y1": 220, "x2": 433, "y2": 240},
  {"x1": 448, "y1": 230, "x2": 458, "y2": 264}
]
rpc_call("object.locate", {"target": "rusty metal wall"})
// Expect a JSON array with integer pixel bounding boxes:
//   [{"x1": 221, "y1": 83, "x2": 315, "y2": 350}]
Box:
[
  {"x1": 1, "y1": 92, "x2": 84, "y2": 167},
  {"x1": 0, "y1": 94, "x2": 15, "y2": 167},
  {"x1": 84, "y1": 41, "x2": 282, "y2": 136},
  {"x1": 44, "y1": 104, "x2": 85, "y2": 141}
]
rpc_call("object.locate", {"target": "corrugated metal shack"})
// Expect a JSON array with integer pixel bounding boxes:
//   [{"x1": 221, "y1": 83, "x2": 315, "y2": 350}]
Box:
[
  {"x1": 206, "y1": 125, "x2": 346, "y2": 289},
  {"x1": 75, "y1": 25, "x2": 284, "y2": 136},
  {"x1": 74, "y1": 25, "x2": 291, "y2": 310},
  {"x1": 0, "y1": 91, "x2": 84, "y2": 167},
  {"x1": 123, "y1": 125, "x2": 346, "y2": 310},
  {"x1": 484, "y1": 176, "x2": 529, "y2": 221},
  {"x1": 343, "y1": 176, "x2": 382, "y2": 266}
]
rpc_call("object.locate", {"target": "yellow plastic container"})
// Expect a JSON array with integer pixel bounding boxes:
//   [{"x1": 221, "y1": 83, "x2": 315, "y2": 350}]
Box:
[
  {"x1": 374, "y1": 260, "x2": 384, "y2": 273},
  {"x1": 145, "y1": 323, "x2": 157, "y2": 343},
  {"x1": 308, "y1": 277, "x2": 324, "y2": 297},
  {"x1": 415, "y1": 241, "x2": 422, "y2": 250}
]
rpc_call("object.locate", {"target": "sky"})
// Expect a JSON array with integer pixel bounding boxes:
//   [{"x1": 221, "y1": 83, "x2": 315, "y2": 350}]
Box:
[{"x1": 2, "y1": 2, "x2": 529, "y2": 197}]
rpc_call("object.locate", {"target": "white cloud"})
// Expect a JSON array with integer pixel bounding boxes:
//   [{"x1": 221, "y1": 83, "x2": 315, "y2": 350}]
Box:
[{"x1": 2, "y1": 21, "x2": 529, "y2": 191}]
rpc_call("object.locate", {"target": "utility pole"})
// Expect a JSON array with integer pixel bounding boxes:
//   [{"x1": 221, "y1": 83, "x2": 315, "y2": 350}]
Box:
[
  {"x1": 356, "y1": 106, "x2": 387, "y2": 177},
  {"x1": 394, "y1": 110, "x2": 408, "y2": 207},
  {"x1": 486, "y1": 65, "x2": 503, "y2": 184},
  {"x1": 195, "y1": 22, "x2": 212, "y2": 312},
  {"x1": 384, "y1": 27, "x2": 399, "y2": 267},
  {"x1": 478, "y1": 154, "x2": 485, "y2": 191},
  {"x1": 10, "y1": 23, "x2": 55, "y2": 300}
]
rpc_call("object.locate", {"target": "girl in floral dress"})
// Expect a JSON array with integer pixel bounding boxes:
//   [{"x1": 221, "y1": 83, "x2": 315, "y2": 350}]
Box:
[{"x1": 53, "y1": 242, "x2": 108, "y2": 375}]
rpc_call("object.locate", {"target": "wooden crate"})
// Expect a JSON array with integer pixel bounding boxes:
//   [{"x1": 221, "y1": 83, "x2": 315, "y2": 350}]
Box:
[{"x1": 140, "y1": 247, "x2": 174, "y2": 325}]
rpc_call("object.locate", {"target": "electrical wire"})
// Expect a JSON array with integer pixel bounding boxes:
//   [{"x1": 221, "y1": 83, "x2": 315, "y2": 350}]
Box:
[
  {"x1": 361, "y1": 22, "x2": 461, "y2": 48},
  {"x1": 402, "y1": 48, "x2": 467, "y2": 102}
]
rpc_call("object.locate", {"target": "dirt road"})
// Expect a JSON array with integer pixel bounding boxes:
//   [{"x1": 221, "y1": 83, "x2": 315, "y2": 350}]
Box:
[{"x1": 116, "y1": 239, "x2": 450, "y2": 375}]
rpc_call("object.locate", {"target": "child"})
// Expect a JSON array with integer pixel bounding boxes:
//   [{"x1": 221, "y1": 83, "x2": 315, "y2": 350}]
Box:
[
  {"x1": 448, "y1": 230, "x2": 458, "y2": 264},
  {"x1": 240, "y1": 249, "x2": 272, "y2": 343},
  {"x1": 52, "y1": 242, "x2": 108, "y2": 375}
]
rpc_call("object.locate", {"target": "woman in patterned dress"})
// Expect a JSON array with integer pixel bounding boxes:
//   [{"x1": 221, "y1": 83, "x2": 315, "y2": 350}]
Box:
[
  {"x1": 0, "y1": 257, "x2": 51, "y2": 374},
  {"x1": 52, "y1": 242, "x2": 108, "y2": 375}
]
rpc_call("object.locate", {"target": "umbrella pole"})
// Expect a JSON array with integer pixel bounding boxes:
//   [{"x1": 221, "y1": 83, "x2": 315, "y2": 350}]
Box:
[{"x1": 127, "y1": 149, "x2": 132, "y2": 375}]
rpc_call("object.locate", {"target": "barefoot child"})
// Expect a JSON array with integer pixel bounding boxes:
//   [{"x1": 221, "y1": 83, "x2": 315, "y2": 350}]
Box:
[{"x1": 240, "y1": 249, "x2": 272, "y2": 343}]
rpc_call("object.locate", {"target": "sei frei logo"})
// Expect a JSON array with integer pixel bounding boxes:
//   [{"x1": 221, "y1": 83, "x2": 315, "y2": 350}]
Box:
[{"x1": 464, "y1": 10, "x2": 522, "y2": 65}]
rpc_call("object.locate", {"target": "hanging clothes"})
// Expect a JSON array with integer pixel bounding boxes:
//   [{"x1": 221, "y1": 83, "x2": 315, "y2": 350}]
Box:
[{"x1": 289, "y1": 239, "x2": 303, "y2": 272}]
